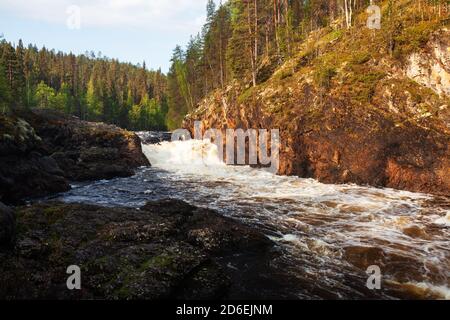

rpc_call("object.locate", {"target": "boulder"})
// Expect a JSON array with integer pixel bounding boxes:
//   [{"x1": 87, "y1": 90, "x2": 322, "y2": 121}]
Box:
[
  {"x1": 0, "y1": 115, "x2": 70, "y2": 203},
  {"x1": 0, "y1": 200, "x2": 298, "y2": 300},
  {"x1": 0, "y1": 110, "x2": 150, "y2": 204},
  {"x1": 19, "y1": 109, "x2": 150, "y2": 182}
]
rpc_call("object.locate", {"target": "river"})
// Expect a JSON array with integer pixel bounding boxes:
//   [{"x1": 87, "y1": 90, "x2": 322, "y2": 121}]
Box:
[{"x1": 52, "y1": 135, "x2": 450, "y2": 300}]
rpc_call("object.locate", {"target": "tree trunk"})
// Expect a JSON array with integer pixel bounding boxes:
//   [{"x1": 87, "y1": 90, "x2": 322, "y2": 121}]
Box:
[
  {"x1": 254, "y1": 0, "x2": 258, "y2": 65},
  {"x1": 274, "y1": 0, "x2": 281, "y2": 59},
  {"x1": 248, "y1": 0, "x2": 257, "y2": 87},
  {"x1": 344, "y1": 0, "x2": 353, "y2": 28}
]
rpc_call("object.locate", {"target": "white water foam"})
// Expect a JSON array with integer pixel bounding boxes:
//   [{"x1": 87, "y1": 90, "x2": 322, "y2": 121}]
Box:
[
  {"x1": 435, "y1": 212, "x2": 450, "y2": 227},
  {"x1": 142, "y1": 139, "x2": 450, "y2": 299},
  {"x1": 145, "y1": 140, "x2": 225, "y2": 170}
]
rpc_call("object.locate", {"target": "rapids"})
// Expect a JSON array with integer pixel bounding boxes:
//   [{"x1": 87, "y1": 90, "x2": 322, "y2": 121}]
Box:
[{"x1": 54, "y1": 137, "x2": 450, "y2": 300}]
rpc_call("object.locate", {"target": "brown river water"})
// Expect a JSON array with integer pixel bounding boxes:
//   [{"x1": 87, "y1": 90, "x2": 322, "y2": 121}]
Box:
[{"x1": 54, "y1": 137, "x2": 450, "y2": 300}]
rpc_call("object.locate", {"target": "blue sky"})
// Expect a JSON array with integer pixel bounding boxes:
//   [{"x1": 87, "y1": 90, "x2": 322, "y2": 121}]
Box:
[{"x1": 0, "y1": 0, "x2": 212, "y2": 72}]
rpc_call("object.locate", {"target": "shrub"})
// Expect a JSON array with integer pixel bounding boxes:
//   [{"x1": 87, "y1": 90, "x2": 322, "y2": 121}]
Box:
[
  {"x1": 238, "y1": 86, "x2": 257, "y2": 104},
  {"x1": 314, "y1": 65, "x2": 336, "y2": 89},
  {"x1": 347, "y1": 70, "x2": 386, "y2": 103},
  {"x1": 393, "y1": 21, "x2": 437, "y2": 57},
  {"x1": 350, "y1": 52, "x2": 371, "y2": 65}
]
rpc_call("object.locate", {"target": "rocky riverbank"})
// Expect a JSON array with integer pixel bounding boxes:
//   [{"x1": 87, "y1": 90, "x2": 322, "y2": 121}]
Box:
[
  {"x1": 0, "y1": 199, "x2": 302, "y2": 300},
  {"x1": 0, "y1": 109, "x2": 149, "y2": 204},
  {"x1": 184, "y1": 28, "x2": 450, "y2": 196},
  {"x1": 0, "y1": 109, "x2": 297, "y2": 300}
]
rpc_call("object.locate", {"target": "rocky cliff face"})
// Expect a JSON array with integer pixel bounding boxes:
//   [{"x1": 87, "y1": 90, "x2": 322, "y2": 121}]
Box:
[
  {"x1": 405, "y1": 29, "x2": 450, "y2": 97},
  {"x1": 0, "y1": 110, "x2": 149, "y2": 204},
  {"x1": 185, "y1": 27, "x2": 450, "y2": 196}
]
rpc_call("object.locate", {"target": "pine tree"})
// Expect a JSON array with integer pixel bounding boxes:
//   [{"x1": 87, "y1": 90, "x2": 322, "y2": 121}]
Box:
[
  {"x1": 86, "y1": 77, "x2": 102, "y2": 120},
  {"x1": 1, "y1": 43, "x2": 25, "y2": 107},
  {"x1": 0, "y1": 37, "x2": 168, "y2": 130},
  {"x1": 15, "y1": 39, "x2": 27, "y2": 105},
  {"x1": 227, "y1": 0, "x2": 258, "y2": 85},
  {"x1": 0, "y1": 61, "x2": 11, "y2": 114}
]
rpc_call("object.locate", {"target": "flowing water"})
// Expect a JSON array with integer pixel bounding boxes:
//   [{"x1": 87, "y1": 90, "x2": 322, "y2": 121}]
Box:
[{"x1": 54, "y1": 137, "x2": 450, "y2": 300}]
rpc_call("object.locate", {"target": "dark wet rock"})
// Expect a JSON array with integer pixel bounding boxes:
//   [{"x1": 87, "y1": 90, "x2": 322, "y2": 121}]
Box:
[
  {"x1": 17, "y1": 109, "x2": 150, "y2": 181},
  {"x1": 0, "y1": 199, "x2": 295, "y2": 300},
  {"x1": 136, "y1": 131, "x2": 172, "y2": 145},
  {"x1": 0, "y1": 110, "x2": 149, "y2": 204},
  {"x1": 0, "y1": 202, "x2": 15, "y2": 247},
  {"x1": 0, "y1": 120, "x2": 70, "y2": 204}
]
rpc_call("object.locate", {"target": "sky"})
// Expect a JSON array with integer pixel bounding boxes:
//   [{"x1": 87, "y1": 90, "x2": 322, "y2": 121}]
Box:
[{"x1": 0, "y1": 0, "x2": 213, "y2": 73}]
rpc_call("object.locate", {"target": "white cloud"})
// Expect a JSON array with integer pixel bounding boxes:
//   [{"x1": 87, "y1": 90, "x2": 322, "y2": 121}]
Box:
[{"x1": 0, "y1": 0, "x2": 208, "y2": 32}]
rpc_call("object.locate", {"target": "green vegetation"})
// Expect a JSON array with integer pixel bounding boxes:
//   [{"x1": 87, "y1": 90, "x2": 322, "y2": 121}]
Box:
[
  {"x1": 238, "y1": 86, "x2": 257, "y2": 104},
  {"x1": 140, "y1": 253, "x2": 174, "y2": 270},
  {"x1": 320, "y1": 29, "x2": 344, "y2": 44},
  {"x1": 167, "y1": 0, "x2": 449, "y2": 126},
  {"x1": 43, "y1": 206, "x2": 68, "y2": 224},
  {"x1": 350, "y1": 52, "x2": 372, "y2": 65},
  {"x1": 1, "y1": 1, "x2": 448, "y2": 130},
  {"x1": 0, "y1": 38, "x2": 168, "y2": 131},
  {"x1": 393, "y1": 21, "x2": 439, "y2": 58},
  {"x1": 345, "y1": 68, "x2": 386, "y2": 103},
  {"x1": 314, "y1": 65, "x2": 337, "y2": 89},
  {"x1": 0, "y1": 62, "x2": 11, "y2": 114}
]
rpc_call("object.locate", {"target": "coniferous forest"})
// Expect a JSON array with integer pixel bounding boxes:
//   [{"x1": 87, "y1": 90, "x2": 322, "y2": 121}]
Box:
[
  {"x1": 0, "y1": 38, "x2": 168, "y2": 131},
  {"x1": 1, "y1": 0, "x2": 448, "y2": 131},
  {"x1": 166, "y1": 0, "x2": 449, "y2": 129}
]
